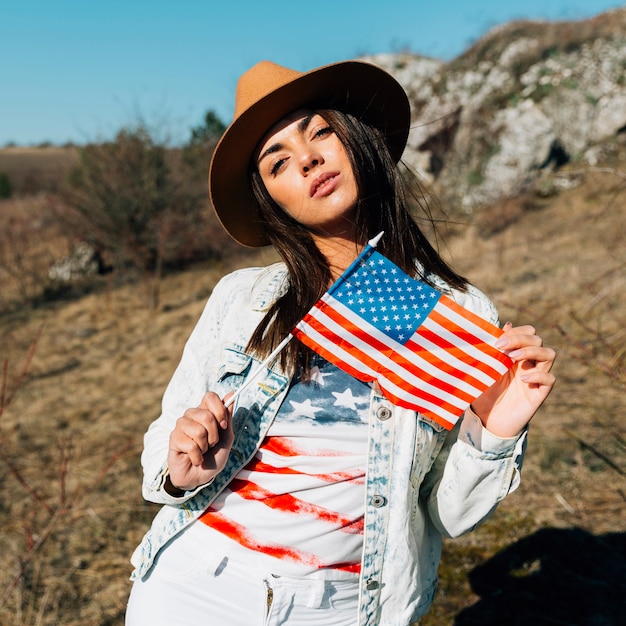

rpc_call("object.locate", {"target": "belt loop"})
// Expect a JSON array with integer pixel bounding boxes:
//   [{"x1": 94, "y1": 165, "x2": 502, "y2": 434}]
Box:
[{"x1": 307, "y1": 578, "x2": 326, "y2": 608}]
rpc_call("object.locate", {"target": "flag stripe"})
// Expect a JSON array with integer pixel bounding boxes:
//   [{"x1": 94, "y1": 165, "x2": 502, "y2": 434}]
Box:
[
  {"x1": 424, "y1": 307, "x2": 511, "y2": 377},
  {"x1": 429, "y1": 298, "x2": 512, "y2": 368},
  {"x1": 300, "y1": 300, "x2": 470, "y2": 410},
  {"x1": 405, "y1": 324, "x2": 494, "y2": 391},
  {"x1": 314, "y1": 297, "x2": 483, "y2": 404},
  {"x1": 290, "y1": 239, "x2": 513, "y2": 429},
  {"x1": 200, "y1": 508, "x2": 361, "y2": 573},
  {"x1": 295, "y1": 324, "x2": 460, "y2": 427},
  {"x1": 227, "y1": 479, "x2": 364, "y2": 533},
  {"x1": 295, "y1": 309, "x2": 464, "y2": 424},
  {"x1": 409, "y1": 310, "x2": 509, "y2": 382}
]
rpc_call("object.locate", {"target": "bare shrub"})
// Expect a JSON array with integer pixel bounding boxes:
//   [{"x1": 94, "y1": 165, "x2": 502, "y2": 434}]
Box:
[
  {"x1": 61, "y1": 125, "x2": 231, "y2": 307},
  {"x1": 0, "y1": 198, "x2": 62, "y2": 308},
  {"x1": 0, "y1": 330, "x2": 132, "y2": 624}
]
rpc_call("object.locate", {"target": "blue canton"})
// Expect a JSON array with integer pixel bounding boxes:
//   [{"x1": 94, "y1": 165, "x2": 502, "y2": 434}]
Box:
[{"x1": 331, "y1": 250, "x2": 441, "y2": 345}]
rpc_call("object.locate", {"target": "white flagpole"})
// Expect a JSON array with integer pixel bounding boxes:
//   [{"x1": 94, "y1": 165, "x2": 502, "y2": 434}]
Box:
[
  {"x1": 224, "y1": 333, "x2": 294, "y2": 408},
  {"x1": 369, "y1": 231, "x2": 384, "y2": 247}
]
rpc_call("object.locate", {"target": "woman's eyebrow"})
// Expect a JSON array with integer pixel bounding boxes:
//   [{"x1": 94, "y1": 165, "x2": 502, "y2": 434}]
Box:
[{"x1": 257, "y1": 114, "x2": 315, "y2": 164}]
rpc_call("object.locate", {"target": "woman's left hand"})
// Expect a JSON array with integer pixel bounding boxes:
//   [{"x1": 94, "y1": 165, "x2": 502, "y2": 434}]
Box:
[{"x1": 471, "y1": 322, "x2": 556, "y2": 438}]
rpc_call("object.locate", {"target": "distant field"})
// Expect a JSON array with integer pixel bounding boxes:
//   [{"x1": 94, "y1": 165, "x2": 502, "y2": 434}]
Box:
[{"x1": 0, "y1": 146, "x2": 78, "y2": 193}]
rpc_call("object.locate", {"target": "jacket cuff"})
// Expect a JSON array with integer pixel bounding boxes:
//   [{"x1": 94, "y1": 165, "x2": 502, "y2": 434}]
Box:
[{"x1": 459, "y1": 405, "x2": 525, "y2": 455}]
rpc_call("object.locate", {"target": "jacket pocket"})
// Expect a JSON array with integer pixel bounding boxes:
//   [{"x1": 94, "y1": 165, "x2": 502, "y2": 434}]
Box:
[
  {"x1": 410, "y1": 414, "x2": 447, "y2": 489},
  {"x1": 216, "y1": 345, "x2": 254, "y2": 390}
]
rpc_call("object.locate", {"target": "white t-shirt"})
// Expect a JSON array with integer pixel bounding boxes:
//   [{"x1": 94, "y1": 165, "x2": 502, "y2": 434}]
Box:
[{"x1": 198, "y1": 356, "x2": 369, "y2": 578}]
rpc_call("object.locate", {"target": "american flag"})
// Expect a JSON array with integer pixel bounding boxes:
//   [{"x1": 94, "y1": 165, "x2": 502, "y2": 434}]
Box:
[{"x1": 291, "y1": 235, "x2": 513, "y2": 430}]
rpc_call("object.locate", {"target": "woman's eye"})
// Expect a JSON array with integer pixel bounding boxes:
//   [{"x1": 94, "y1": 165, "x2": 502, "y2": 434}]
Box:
[
  {"x1": 314, "y1": 126, "x2": 332, "y2": 139},
  {"x1": 270, "y1": 158, "x2": 286, "y2": 176}
]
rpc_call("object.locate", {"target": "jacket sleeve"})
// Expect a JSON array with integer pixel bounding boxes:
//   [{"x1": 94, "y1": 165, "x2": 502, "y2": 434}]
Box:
[
  {"x1": 139, "y1": 275, "x2": 229, "y2": 505},
  {"x1": 420, "y1": 280, "x2": 527, "y2": 537},
  {"x1": 421, "y1": 408, "x2": 527, "y2": 538}
]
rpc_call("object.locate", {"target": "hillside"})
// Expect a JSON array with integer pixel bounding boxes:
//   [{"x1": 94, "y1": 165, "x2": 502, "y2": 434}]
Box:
[
  {"x1": 368, "y1": 6, "x2": 626, "y2": 213},
  {"x1": 0, "y1": 8, "x2": 625, "y2": 626}
]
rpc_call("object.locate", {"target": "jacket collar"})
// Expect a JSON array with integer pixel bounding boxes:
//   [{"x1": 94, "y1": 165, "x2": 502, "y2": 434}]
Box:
[{"x1": 250, "y1": 263, "x2": 290, "y2": 312}]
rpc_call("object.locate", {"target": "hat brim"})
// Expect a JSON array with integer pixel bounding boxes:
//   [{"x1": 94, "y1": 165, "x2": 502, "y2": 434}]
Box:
[{"x1": 209, "y1": 61, "x2": 411, "y2": 247}]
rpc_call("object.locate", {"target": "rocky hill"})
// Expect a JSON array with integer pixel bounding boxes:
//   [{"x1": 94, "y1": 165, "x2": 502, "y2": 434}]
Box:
[{"x1": 367, "y1": 7, "x2": 626, "y2": 212}]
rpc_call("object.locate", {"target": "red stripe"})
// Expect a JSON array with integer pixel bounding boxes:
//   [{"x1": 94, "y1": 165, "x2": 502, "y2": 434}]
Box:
[
  {"x1": 370, "y1": 386, "x2": 456, "y2": 429},
  {"x1": 247, "y1": 455, "x2": 366, "y2": 485},
  {"x1": 227, "y1": 478, "x2": 364, "y2": 534},
  {"x1": 296, "y1": 303, "x2": 467, "y2": 416},
  {"x1": 426, "y1": 307, "x2": 511, "y2": 374},
  {"x1": 260, "y1": 436, "x2": 356, "y2": 460},
  {"x1": 198, "y1": 509, "x2": 361, "y2": 573},
  {"x1": 316, "y1": 300, "x2": 468, "y2": 391},
  {"x1": 442, "y1": 296, "x2": 503, "y2": 339},
  {"x1": 404, "y1": 325, "x2": 489, "y2": 390}
]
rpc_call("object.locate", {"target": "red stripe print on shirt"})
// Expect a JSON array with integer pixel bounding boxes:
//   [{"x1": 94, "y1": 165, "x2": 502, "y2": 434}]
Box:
[
  {"x1": 227, "y1": 478, "x2": 364, "y2": 534},
  {"x1": 262, "y1": 435, "x2": 355, "y2": 459},
  {"x1": 246, "y1": 455, "x2": 366, "y2": 485},
  {"x1": 199, "y1": 507, "x2": 361, "y2": 574}
]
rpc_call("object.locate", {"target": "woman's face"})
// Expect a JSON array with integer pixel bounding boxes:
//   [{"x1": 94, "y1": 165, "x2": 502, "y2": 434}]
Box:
[{"x1": 255, "y1": 110, "x2": 359, "y2": 238}]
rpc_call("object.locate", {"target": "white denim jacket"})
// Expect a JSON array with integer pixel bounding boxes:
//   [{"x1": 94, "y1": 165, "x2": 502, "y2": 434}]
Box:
[{"x1": 130, "y1": 263, "x2": 527, "y2": 626}]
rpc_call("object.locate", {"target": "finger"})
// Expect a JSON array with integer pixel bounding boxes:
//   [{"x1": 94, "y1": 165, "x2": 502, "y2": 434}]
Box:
[
  {"x1": 496, "y1": 328, "x2": 542, "y2": 351},
  {"x1": 170, "y1": 425, "x2": 207, "y2": 466},
  {"x1": 502, "y1": 324, "x2": 536, "y2": 336},
  {"x1": 199, "y1": 391, "x2": 231, "y2": 429},
  {"x1": 520, "y1": 370, "x2": 556, "y2": 388},
  {"x1": 508, "y1": 346, "x2": 556, "y2": 369},
  {"x1": 178, "y1": 410, "x2": 222, "y2": 449}
]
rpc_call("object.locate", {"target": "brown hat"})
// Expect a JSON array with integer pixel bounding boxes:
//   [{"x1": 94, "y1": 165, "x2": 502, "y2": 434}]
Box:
[{"x1": 208, "y1": 60, "x2": 411, "y2": 247}]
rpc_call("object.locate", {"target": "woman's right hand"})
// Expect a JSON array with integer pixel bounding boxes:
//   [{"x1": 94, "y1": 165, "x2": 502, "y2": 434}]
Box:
[{"x1": 166, "y1": 391, "x2": 234, "y2": 493}]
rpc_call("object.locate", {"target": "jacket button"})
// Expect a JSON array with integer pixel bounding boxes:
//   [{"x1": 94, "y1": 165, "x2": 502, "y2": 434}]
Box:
[
  {"x1": 366, "y1": 579, "x2": 380, "y2": 590},
  {"x1": 376, "y1": 406, "x2": 392, "y2": 421},
  {"x1": 370, "y1": 495, "x2": 387, "y2": 507}
]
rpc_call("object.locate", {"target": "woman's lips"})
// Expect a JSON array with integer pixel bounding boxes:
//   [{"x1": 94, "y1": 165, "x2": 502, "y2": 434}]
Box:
[{"x1": 310, "y1": 172, "x2": 339, "y2": 198}]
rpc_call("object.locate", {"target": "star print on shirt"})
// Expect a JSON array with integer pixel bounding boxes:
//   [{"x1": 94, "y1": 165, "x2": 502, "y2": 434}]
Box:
[
  {"x1": 288, "y1": 399, "x2": 323, "y2": 419},
  {"x1": 332, "y1": 388, "x2": 367, "y2": 411}
]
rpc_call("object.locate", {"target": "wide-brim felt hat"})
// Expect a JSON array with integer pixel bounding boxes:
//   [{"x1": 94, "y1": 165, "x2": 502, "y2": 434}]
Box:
[{"x1": 208, "y1": 59, "x2": 411, "y2": 247}]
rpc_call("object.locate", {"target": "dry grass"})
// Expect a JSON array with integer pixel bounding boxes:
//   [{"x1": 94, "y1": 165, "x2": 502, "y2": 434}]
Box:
[{"x1": 0, "y1": 155, "x2": 624, "y2": 624}]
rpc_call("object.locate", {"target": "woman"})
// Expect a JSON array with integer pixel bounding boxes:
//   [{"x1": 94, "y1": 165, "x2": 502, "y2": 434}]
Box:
[{"x1": 126, "y1": 60, "x2": 556, "y2": 626}]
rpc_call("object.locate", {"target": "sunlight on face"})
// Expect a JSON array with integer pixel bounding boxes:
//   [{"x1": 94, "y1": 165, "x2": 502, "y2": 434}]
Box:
[{"x1": 256, "y1": 111, "x2": 358, "y2": 239}]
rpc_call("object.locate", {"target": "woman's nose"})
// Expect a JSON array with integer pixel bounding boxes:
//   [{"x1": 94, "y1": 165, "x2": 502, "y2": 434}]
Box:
[{"x1": 300, "y1": 152, "x2": 322, "y2": 174}]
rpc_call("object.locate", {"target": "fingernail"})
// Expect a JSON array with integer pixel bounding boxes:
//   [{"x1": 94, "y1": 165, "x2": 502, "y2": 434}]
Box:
[
  {"x1": 508, "y1": 349, "x2": 524, "y2": 360},
  {"x1": 220, "y1": 420, "x2": 228, "y2": 429},
  {"x1": 495, "y1": 336, "x2": 509, "y2": 348}
]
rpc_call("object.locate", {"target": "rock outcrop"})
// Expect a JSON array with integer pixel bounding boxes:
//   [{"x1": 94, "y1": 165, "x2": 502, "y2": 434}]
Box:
[{"x1": 367, "y1": 8, "x2": 626, "y2": 213}]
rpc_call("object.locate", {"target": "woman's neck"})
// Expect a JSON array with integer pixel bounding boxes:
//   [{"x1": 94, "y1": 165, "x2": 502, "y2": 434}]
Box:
[{"x1": 311, "y1": 233, "x2": 362, "y2": 283}]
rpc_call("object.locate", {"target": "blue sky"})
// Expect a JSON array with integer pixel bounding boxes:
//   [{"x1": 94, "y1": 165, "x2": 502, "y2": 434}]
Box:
[{"x1": 1, "y1": 0, "x2": 623, "y2": 146}]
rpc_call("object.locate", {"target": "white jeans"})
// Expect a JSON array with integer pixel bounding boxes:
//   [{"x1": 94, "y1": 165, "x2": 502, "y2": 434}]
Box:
[{"x1": 125, "y1": 522, "x2": 359, "y2": 626}]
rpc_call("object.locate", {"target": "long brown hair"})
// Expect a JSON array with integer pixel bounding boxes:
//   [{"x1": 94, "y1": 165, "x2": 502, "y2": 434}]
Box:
[{"x1": 247, "y1": 108, "x2": 467, "y2": 374}]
